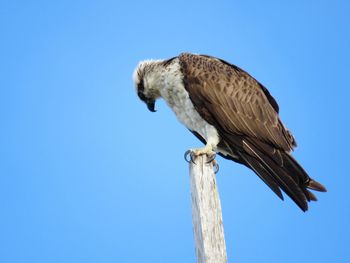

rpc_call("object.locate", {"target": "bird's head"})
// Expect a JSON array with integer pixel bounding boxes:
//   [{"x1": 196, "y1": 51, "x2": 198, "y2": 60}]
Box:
[{"x1": 133, "y1": 60, "x2": 163, "y2": 112}]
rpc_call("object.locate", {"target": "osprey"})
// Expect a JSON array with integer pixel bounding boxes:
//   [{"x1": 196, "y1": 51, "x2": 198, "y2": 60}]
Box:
[{"x1": 133, "y1": 52, "x2": 326, "y2": 211}]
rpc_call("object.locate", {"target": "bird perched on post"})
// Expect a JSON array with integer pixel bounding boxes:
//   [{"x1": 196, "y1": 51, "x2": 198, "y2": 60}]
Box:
[{"x1": 133, "y1": 52, "x2": 326, "y2": 211}]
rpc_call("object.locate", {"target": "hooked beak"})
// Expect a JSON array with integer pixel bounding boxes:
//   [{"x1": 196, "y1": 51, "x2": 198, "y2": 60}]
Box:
[{"x1": 146, "y1": 99, "x2": 156, "y2": 112}]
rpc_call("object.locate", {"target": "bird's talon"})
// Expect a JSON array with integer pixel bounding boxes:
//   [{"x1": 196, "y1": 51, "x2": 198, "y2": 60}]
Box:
[
  {"x1": 206, "y1": 153, "x2": 216, "y2": 164},
  {"x1": 213, "y1": 160, "x2": 219, "y2": 174},
  {"x1": 184, "y1": 150, "x2": 191, "y2": 163},
  {"x1": 184, "y1": 150, "x2": 196, "y2": 164},
  {"x1": 206, "y1": 155, "x2": 219, "y2": 174},
  {"x1": 190, "y1": 154, "x2": 196, "y2": 164}
]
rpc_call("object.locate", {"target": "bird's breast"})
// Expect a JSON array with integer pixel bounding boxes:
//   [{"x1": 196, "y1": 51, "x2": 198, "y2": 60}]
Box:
[{"x1": 159, "y1": 61, "x2": 219, "y2": 147}]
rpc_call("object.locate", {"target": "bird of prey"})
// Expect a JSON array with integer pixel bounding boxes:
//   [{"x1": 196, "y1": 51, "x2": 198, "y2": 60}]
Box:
[{"x1": 133, "y1": 52, "x2": 326, "y2": 211}]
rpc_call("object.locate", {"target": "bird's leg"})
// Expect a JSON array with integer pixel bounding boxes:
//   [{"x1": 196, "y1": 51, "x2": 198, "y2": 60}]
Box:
[
  {"x1": 184, "y1": 144, "x2": 215, "y2": 163},
  {"x1": 184, "y1": 144, "x2": 219, "y2": 173},
  {"x1": 192, "y1": 144, "x2": 216, "y2": 157}
]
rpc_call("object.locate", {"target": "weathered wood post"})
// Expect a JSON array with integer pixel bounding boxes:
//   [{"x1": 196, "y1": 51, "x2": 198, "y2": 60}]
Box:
[{"x1": 189, "y1": 155, "x2": 227, "y2": 263}]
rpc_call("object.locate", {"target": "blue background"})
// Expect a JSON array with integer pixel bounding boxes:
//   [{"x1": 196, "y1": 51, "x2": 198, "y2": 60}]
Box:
[{"x1": 1, "y1": 1, "x2": 349, "y2": 262}]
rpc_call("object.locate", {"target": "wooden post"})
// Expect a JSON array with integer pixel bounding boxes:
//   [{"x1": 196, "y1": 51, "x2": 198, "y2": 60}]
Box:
[{"x1": 189, "y1": 155, "x2": 227, "y2": 263}]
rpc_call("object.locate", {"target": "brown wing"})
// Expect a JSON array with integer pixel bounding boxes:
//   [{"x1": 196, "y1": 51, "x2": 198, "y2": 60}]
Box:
[
  {"x1": 178, "y1": 53, "x2": 327, "y2": 211},
  {"x1": 178, "y1": 53, "x2": 296, "y2": 151}
]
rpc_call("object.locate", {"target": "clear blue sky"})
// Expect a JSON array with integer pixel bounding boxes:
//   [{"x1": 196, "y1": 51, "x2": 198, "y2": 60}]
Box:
[{"x1": 1, "y1": 1, "x2": 349, "y2": 262}]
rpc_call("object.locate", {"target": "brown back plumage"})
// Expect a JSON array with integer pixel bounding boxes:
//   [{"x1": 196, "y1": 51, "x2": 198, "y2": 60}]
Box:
[
  {"x1": 178, "y1": 52, "x2": 295, "y2": 152},
  {"x1": 179, "y1": 53, "x2": 326, "y2": 211}
]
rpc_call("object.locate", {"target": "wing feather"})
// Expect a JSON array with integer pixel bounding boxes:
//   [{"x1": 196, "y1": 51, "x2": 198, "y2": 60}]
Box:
[
  {"x1": 179, "y1": 53, "x2": 295, "y2": 151},
  {"x1": 178, "y1": 53, "x2": 326, "y2": 211}
]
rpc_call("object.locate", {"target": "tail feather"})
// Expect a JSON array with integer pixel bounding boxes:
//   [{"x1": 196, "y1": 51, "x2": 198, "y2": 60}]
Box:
[
  {"x1": 219, "y1": 133, "x2": 326, "y2": 211},
  {"x1": 240, "y1": 139, "x2": 309, "y2": 211},
  {"x1": 306, "y1": 190, "x2": 318, "y2": 201},
  {"x1": 306, "y1": 178, "x2": 327, "y2": 192},
  {"x1": 240, "y1": 153, "x2": 284, "y2": 200}
]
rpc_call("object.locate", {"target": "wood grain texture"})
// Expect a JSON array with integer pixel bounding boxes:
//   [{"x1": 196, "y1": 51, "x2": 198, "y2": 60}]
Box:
[{"x1": 189, "y1": 155, "x2": 227, "y2": 263}]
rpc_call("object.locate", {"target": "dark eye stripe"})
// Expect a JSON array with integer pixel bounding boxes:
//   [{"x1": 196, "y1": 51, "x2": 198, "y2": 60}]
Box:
[
  {"x1": 137, "y1": 90, "x2": 147, "y2": 102},
  {"x1": 137, "y1": 79, "x2": 144, "y2": 92}
]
